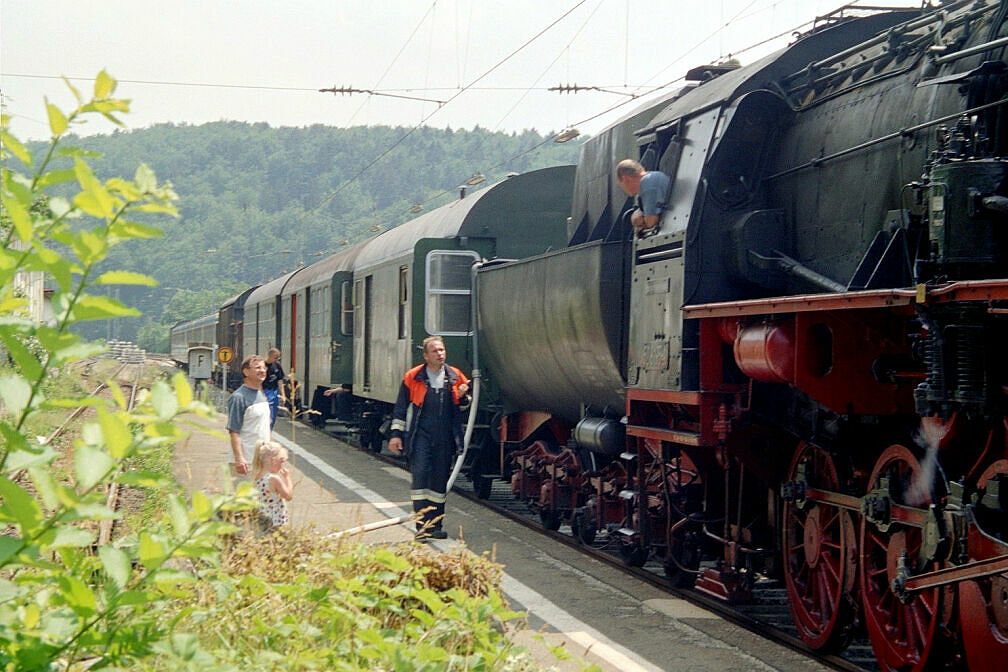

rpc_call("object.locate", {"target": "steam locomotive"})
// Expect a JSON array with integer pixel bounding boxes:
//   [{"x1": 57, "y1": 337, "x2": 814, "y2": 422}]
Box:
[
  {"x1": 479, "y1": 2, "x2": 1007, "y2": 671},
  {"x1": 167, "y1": 2, "x2": 1008, "y2": 669}
]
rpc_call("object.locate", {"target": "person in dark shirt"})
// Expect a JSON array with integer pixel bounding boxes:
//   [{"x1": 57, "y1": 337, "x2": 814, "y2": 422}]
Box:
[
  {"x1": 262, "y1": 347, "x2": 287, "y2": 429},
  {"x1": 388, "y1": 337, "x2": 470, "y2": 539}
]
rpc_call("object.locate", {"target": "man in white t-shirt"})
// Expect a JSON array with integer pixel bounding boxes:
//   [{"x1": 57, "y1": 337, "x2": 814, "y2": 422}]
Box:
[{"x1": 226, "y1": 355, "x2": 270, "y2": 476}]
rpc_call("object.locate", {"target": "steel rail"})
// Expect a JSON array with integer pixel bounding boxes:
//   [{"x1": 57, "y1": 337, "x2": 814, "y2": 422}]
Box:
[{"x1": 97, "y1": 363, "x2": 144, "y2": 547}]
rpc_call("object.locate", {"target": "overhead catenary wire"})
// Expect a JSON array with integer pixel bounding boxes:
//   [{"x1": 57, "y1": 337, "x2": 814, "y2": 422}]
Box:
[
  {"x1": 306, "y1": 0, "x2": 590, "y2": 217},
  {"x1": 315, "y1": 0, "x2": 880, "y2": 234},
  {"x1": 489, "y1": 0, "x2": 605, "y2": 132},
  {"x1": 412, "y1": 0, "x2": 911, "y2": 222},
  {"x1": 373, "y1": 0, "x2": 895, "y2": 224},
  {"x1": 3, "y1": 2, "x2": 916, "y2": 241},
  {"x1": 632, "y1": 0, "x2": 761, "y2": 94},
  {"x1": 2, "y1": 2, "x2": 921, "y2": 127},
  {"x1": 1, "y1": 73, "x2": 676, "y2": 94},
  {"x1": 421, "y1": 0, "x2": 438, "y2": 122},
  {"x1": 346, "y1": 0, "x2": 439, "y2": 127},
  {"x1": 534, "y1": 0, "x2": 873, "y2": 143}
]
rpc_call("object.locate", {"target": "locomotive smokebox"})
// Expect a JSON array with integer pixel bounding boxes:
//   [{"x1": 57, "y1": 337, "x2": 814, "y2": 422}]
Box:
[{"x1": 927, "y1": 159, "x2": 1008, "y2": 275}]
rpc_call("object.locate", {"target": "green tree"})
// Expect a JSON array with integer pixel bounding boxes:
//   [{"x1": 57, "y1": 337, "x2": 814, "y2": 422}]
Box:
[
  {"x1": 0, "y1": 71, "x2": 249, "y2": 670},
  {"x1": 16, "y1": 120, "x2": 581, "y2": 344},
  {"x1": 1, "y1": 74, "x2": 568, "y2": 672}
]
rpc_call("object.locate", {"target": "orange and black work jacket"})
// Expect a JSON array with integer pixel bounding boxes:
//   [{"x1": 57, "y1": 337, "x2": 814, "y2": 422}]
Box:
[{"x1": 390, "y1": 363, "x2": 471, "y2": 457}]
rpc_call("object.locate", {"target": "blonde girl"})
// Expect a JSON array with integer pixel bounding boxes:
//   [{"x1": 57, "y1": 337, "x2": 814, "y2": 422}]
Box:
[{"x1": 251, "y1": 440, "x2": 293, "y2": 528}]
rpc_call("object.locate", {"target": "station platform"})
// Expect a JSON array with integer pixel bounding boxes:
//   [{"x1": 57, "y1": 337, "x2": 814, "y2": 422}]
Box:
[{"x1": 174, "y1": 409, "x2": 829, "y2": 672}]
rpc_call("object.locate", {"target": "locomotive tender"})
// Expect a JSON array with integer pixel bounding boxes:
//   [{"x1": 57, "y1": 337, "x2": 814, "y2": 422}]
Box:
[
  {"x1": 165, "y1": 3, "x2": 1008, "y2": 669},
  {"x1": 479, "y1": 2, "x2": 1007, "y2": 671}
]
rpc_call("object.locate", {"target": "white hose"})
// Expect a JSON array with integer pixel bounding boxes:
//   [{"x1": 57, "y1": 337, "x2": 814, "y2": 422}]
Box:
[
  {"x1": 447, "y1": 257, "x2": 496, "y2": 493},
  {"x1": 337, "y1": 374, "x2": 478, "y2": 538},
  {"x1": 447, "y1": 369, "x2": 480, "y2": 491}
]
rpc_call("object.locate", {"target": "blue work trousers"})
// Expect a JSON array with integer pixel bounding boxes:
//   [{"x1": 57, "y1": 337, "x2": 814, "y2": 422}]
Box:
[
  {"x1": 408, "y1": 430, "x2": 453, "y2": 529},
  {"x1": 264, "y1": 387, "x2": 280, "y2": 429}
]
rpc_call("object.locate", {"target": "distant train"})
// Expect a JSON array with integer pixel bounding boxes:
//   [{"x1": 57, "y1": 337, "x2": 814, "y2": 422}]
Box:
[
  {"x1": 169, "y1": 312, "x2": 217, "y2": 371},
  {"x1": 171, "y1": 3, "x2": 1008, "y2": 670},
  {"x1": 172, "y1": 164, "x2": 574, "y2": 451}
]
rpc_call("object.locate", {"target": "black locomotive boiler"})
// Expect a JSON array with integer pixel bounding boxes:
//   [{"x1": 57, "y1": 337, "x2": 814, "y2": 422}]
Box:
[{"x1": 475, "y1": 3, "x2": 1008, "y2": 671}]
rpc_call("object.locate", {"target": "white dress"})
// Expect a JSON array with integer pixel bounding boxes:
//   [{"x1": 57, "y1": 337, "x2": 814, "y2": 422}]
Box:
[{"x1": 256, "y1": 474, "x2": 288, "y2": 527}]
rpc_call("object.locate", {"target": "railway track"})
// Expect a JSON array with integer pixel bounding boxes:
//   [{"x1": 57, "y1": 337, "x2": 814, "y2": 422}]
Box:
[
  {"x1": 316, "y1": 424, "x2": 880, "y2": 672},
  {"x1": 15, "y1": 358, "x2": 148, "y2": 547},
  {"x1": 446, "y1": 473, "x2": 880, "y2": 672},
  {"x1": 40, "y1": 362, "x2": 131, "y2": 447},
  {"x1": 96, "y1": 362, "x2": 144, "y2": 546}
]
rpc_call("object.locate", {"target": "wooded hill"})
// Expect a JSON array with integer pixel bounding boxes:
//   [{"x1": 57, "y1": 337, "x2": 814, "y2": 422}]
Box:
[{"x1": 28, "y1": 122, "x2": 582, "y2": 350}]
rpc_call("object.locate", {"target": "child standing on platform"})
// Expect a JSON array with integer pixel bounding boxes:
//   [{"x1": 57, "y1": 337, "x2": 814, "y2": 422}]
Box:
[{"x1": 251, "y1": 440, "x2": 293, "y2": 530}]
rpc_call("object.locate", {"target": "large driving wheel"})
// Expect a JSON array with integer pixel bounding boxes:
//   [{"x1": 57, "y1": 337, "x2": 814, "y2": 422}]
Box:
[
  {"x1": 958, "y1": 458, "x2": 1008, "y2": 672},
  {"x1": 782, "y1": 442, "x2": 858, "y2": 652},
  {"x1": 859, "y1": 444, "x2": 946, "y2": 672}
]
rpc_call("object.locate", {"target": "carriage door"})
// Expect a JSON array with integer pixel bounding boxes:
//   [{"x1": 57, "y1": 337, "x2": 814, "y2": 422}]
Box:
[
  {"x1": 363, "y1": 275, "x2": 373, "y2": 389},
  {"x1": 290, "y1": 294, "x2": 297, "y2": 374},
  {"x1": 300, "y1": 290, "x2": 309, "y2": 402},
  {"x1": 339, "y1": 281, "x2": 353, "y2": 364}
]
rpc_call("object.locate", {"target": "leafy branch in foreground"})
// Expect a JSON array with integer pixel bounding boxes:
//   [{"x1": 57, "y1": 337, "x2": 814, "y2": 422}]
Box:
[
  {"x1": 1, "y1": 74, "x2": 569, "y2": 672},
  {"x1": 0, "y1": 72, "x2": 257, "y2": 671},
  {"x1": 1, "y1": 71, "x2": 177, "y2": 451}
]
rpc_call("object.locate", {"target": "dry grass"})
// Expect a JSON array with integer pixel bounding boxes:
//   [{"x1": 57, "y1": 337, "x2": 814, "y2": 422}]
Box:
[{"x1": 221, "y1": 523, "x2": 504, "y2": 599}]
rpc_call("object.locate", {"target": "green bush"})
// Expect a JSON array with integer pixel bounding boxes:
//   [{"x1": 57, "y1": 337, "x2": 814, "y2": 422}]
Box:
[{"x1": 1, "y1": 75, "x2": 555, "y2": 671}]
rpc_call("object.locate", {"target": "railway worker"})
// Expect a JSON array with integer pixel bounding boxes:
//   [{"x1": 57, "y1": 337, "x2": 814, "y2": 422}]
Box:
[
  {"x1": 387, "y1": 336, "x2": 471, "y2": 540},
  {"x1": 262, "y1": 347, "x2": 287, "y2": 429},
  {"x1": 615, "y1": 158, "x2": 671, "y2": 236},
  {"x1": 226, "y1": 355, "x2": 271, "y2": 477}
]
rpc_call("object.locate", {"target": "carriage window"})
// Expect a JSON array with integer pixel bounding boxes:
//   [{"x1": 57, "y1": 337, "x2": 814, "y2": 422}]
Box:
[
  {"x1": 320, "y1": 287, "x2": 330, "y2": 337},
  {"x1": 340, "y1": 281, "x2": 353, "y2": 336},
  {"x1": 353, "y1": 279, "x2": 363, "y2": 338},
  {"x1": 425, "y1": 250, "x2": 479, "y2": 335},
  {"x1": 311, "y1": 287, "x2": 322, "y2": 337},
  {"x1": 398, "y1": 266, "x2": 409, "y2": 339}
]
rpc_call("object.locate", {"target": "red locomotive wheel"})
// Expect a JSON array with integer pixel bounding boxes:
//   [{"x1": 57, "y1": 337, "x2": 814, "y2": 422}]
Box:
[
  {"x1": 957, "y1": 458, "x2": 1008, "y2": 672},
  {"x1": 859, "y1": 445, "x2": 945, "y2": 672},
  {"x1": 959, "y1": 579, "x2": 1008, "y2": 672},
  {"x1": 782, "y1": 442, "x2": 858, "y2": 652}
]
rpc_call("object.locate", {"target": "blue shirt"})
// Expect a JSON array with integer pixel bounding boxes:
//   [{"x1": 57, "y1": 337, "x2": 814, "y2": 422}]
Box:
[{"x1": 639, "y1": 171, "x2": 671, "y2": 216}]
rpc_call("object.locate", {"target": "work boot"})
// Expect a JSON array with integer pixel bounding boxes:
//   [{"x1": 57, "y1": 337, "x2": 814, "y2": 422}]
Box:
[{"x1": 428, "y1": 528, "x2": 448, "y2": 539}]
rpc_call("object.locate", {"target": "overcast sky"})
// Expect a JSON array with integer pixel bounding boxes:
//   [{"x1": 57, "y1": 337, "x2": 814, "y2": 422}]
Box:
[{"x1": 2, "y1": 1, "x2": 923, "y2": 141}]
